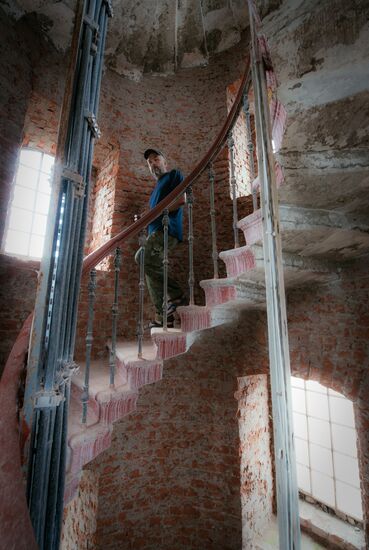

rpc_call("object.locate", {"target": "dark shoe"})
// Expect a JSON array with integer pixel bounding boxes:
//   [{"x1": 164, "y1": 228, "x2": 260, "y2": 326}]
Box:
[
  {"x1": 146, "y1": 315, "x2": 174, "y2": 330},
  {"x1": 167, "y1": 295, "x2": 188, "y2": 317}
]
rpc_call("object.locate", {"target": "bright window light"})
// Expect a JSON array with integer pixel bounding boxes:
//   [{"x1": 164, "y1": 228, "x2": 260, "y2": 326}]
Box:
[
  {"x1": 292, "y1": 377, "x2": 363, "y2": 522},
  {"x1": 4, "y1": 149, "x2": 54, "y2": 259}
]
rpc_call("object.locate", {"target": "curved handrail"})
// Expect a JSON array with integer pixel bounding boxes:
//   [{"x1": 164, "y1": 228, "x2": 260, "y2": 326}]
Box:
[{"x1": 83, "y1": 55, "x2": 251, "y2": 273}]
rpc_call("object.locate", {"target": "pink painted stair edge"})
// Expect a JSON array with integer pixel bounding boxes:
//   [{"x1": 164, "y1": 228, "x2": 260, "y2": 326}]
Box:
[
  {"x1": 200, "y1": 280, "x2": 237, "y2": 307},
  {"x1": 238, "y1": 209, "x2": 262, "y2": 245},
  {"x1": 68, "y1": 424, "x2": 112, "y2": 476},
  {"x1": 219, "y1": 246, "x2": 258, "y2": 278},
  {"x1": 177, "y1": 305, "x2": 212, "y2": 332},
  {"x1": 151, "y1": 329, "x2": 188, "y2": 360}
]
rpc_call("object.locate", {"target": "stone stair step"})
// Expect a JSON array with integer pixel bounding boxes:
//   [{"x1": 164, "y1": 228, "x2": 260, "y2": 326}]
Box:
[
  {"x1": 114, "y1": 340, "x2": 163, "y2": 389},
  {"x1": 200, "y1": 277, "x2": 266, "y2": 308},
  {"x1": 220, "y1": 244, "x2": 337, "y2": 286},
  {"x1": 150, "y1": 328, "x2": 195, "y2": 360},
  {"x1": 219, "y1": 245, "x2": 265, "y2": 279},
  {"x1": 238, "y1": 205, "x2": 369, "y2": 260},
  {"x1": 67, "y1": 393, "x2": 112, "y2": 476},
  {"x1": 72, "y1": 359, "x2": 137, "y2": 424},
  {"x1": 200, "y1": 277, "x2": 238, "y2": 306},
  {"x1": 177, "y1": 303, "x2": 239, "y2": 332}
]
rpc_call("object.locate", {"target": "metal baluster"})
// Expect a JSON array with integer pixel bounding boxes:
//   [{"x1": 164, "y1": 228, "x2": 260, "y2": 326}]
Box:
[
  {"x1": 137, "y1": 229, "x2": 146, "y2": 357},
  {"x1": 81, "y1": 268, "x2": 97, "y2": 424},
  {"x1": 243, "y1": 93, "x2": 258, "y2": 211},
  {"x1": 228, "y1": 132, "x2": 239, "y2": 248},
  {"x1": 109, "y1": 247, "x2": 121, "y2": 388},
  {"x1": 162, "y1": 209, "x2": 169, "y2": 331},
  {"x1": 187, "y1": 186, "x2": 195, "y2": 305},
  {"x1": 208, "y1": 164, "x2": 219, "y2": 279}
]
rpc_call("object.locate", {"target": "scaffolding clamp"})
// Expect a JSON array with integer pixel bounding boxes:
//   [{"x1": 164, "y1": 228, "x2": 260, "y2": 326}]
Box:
[
  {"x1": 62, "y1": 167, "x2": 86, "y2": 198},
  {"x1": 83, "y1": 15, "x2": 99, "y2": 32},
  {"x1": 102, "y1": 0, "x2": 113, "y2": 17},
  {"x1": 34, "y1": 389, "x2": 64, "y2": 409},
  {"x1": 85, "y1": 111, "x2": 102, "y2": 139}
]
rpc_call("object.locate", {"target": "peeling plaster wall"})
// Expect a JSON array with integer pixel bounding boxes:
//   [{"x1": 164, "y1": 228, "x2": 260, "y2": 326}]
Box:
[
  {"x1": 61, "y1": 470, "x2": 100, "y2": 550},
  {"x1": 236, "y1": 375, "x2": 273, "y2": 548}
]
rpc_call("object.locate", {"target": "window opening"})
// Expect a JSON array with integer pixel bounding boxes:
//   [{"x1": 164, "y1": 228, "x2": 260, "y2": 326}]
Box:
[
  {"x1": 4, "y1": 148, "x2": 54, "y2": 259},
  {"x1": 291, "y1": 377, "x2": 363, "y2": 522}
]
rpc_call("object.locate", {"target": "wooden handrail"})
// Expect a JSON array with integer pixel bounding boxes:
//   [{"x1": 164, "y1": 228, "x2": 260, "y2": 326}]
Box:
[{"x1": 83, "y1": 55, "x2": 251, "y2": 273}]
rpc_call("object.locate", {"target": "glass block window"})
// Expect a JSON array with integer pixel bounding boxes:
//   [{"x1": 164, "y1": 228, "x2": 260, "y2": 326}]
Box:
[
  {"x1": 291, "y1": 377, "x2": 363, "y2": 522},
  {"x1": 4, "y1": 149, "x2": 54, "y2": 259}
]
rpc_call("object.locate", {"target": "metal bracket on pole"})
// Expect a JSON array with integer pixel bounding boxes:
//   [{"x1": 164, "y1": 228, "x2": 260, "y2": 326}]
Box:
[
  {"x1": 85, "y1": 111, "x2": 102, "y2": 139},
  {"x1": 102, "y1": 0, "x2": 114, "y2": 17},
  {"x1": 62, "y1": 167, "x2": 86, "y2": 198},
  {"x1": 34, "y1": 390, "x2": 64, "y2": 409},
  {"x1": 83, "y1": 14, "x2": 99, "y2": 31}
]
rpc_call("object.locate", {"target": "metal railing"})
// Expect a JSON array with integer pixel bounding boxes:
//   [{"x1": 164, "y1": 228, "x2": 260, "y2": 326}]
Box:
[{"x1": 78, "y1": 55, "x2": 256, "y2": 430}]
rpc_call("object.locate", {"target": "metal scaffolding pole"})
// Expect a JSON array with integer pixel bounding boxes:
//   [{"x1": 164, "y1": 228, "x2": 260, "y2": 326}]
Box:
[
  {"x1": 247, "y1": 2, "x2": 301, "y2": 549},
  {"x1": 23, "y1": 1, "x2": 112, "y2": 548}
]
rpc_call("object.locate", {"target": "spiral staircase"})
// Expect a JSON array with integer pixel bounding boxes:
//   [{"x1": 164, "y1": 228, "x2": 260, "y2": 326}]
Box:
[{"x1": 1, "y1": 0, "x2": 368, "y2": 549}]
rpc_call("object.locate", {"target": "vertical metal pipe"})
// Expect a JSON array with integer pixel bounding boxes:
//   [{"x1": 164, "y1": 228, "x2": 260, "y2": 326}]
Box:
[
  {"x1": 228, "y1": 132, "x2": 239, "y2": 248},
  {"x1": 187, "y1": 186, "x2": 195, "y2": 305},
  {"x1": 109, "y1": 247, "x2": 121, "y2": 388},
  {"x1": 243, "y1": 93, "x2": 258, "y2": 211},
  {"x1": 162, "y1": 209, "x2": 169, "y2": 331},
  {"x1": 82, "y1": 268, "x2": 97, "y2": 424},
  {"x1": 247, "y1": 3, "x2": 301, "y2": 549},
  {"x1": 208, "y1": 164, "x2": 219, "y2": 279},
  {"x1": 137, "y1": 230, "x2": 146, "y2": 357},
  {"x1": 24, "y1": 0, "x2": 112, "y2": 547}
]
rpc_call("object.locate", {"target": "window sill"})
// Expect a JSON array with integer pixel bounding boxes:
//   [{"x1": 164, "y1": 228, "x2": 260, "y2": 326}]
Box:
[{"x1": 300, "y1": 500, "x2": 365, "y2": 550}]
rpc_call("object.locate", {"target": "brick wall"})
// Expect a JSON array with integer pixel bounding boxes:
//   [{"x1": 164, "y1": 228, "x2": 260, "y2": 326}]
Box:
[
  {"x1": 0, "y1": 255, "x2": 39, "y2": 375},
  {"x1": 91, "y1": 332, "x2": 249, "y2": 550},
  {"x1": 0, "y1": 10, "x2": 66, "y2": 374},
  {"x1": 61, "y1": 470, "x2": 100, "y2": 550},
  {"x1": 65, "y1": 252, "x2": 369, "y2": 548}
]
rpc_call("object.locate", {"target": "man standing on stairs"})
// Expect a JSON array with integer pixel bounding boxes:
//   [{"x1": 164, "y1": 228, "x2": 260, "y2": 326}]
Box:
[{"x1": 135, "y1": 148, "x2": 187, "y2": 328}]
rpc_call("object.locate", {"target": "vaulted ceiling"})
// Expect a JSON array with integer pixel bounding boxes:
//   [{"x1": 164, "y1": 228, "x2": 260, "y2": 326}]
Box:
[{"x1": 6, "y1": 0, "x2": 249, "y2": 79}]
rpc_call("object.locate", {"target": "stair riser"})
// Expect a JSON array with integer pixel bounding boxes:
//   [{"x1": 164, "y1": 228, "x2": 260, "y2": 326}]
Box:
[
  {"x1": 71, "y1": 384, "x2": 100, "y2": 419},
  {"x1": 99, "y1": 394, "x2": 138, "y2": 424},
  {"x1": 64, "y1": 475, "x2": 80, "y2": 505},
  {"x1": 68, "y1": 430, "x2": 112, "y2": 476},
  {"x1": 221, "y1": 249, "x2": 258, "y2": 278},
  {"x1": 180, "y1": 309, "x2": 212, "y2": 332},
  {"x1": 238, "y1": 210, "x2": 262, "y2": 246},
  {"x1": 127, "y1": 363, "x2": 163, "y2": 388},
  {"x1": 153, "y1": 335, "x2": 187, "y2": 360},
  {"x1": 203, "y1": 285, "x2": 237, "y2": 307}
]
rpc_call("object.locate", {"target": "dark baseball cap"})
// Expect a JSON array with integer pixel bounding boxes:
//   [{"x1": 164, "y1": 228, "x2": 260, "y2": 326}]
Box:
[{"x1": 144, "y1": 148, "x2": 165, "y2": 160}]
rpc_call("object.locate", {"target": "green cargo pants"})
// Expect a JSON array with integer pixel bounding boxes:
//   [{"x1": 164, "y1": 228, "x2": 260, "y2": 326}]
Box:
[{"x1": 135, "y1": 231, "x2": 184, "y2": 321}]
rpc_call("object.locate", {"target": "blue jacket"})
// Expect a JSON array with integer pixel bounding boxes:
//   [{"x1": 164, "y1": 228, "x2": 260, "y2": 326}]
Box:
[{"x1": 148, "y1": 169, "x2": 184, "y2": 241}]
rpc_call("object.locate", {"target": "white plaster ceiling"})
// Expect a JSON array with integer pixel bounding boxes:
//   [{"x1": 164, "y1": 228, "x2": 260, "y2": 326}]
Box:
[{"x1": 6, "y1": 0, "x2": 250, "y2": 79}]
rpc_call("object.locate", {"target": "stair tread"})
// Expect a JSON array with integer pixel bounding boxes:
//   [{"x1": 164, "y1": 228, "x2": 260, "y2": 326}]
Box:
[
  {"x1": 73, "y1": 359, "x2": 131, "y2": 397},
  {"x1": 67, "y1": 393, "x2": 101, "y2": 438},
  {"x1": 238, "y1": 206, "x2": 369, "y2": 260},
  {"x1": 114, "y1": 340, "x2": 159, "y2": 362}
]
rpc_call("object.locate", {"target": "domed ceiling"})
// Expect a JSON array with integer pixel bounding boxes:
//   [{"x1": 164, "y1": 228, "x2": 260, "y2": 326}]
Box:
[{"x1": 6, "y1": 0, "x2": 249, "y2": 80}]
